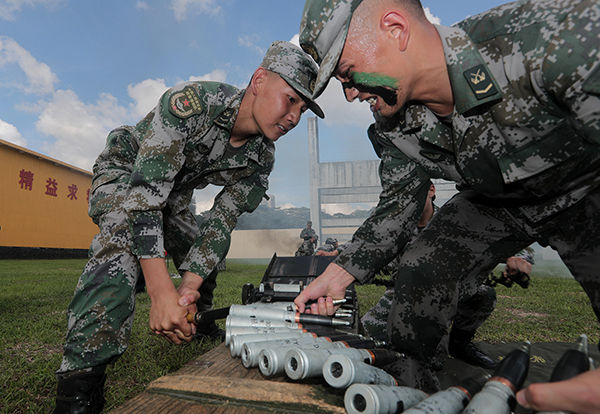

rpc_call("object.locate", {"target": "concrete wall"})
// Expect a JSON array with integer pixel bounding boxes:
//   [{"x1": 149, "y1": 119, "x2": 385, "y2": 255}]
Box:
[
  {"x1": 228, "y1": 228, "x2": 306, "y2": 258},
  {"x1": 226, "y1": 230, "x2": 573, "y2": 279}
]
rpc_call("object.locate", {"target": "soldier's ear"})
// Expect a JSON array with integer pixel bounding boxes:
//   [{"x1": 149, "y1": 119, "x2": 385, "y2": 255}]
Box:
[
  {"x1": 380, "y1": 10, "x2": 410, "y2": 52},
  {"x1": 250, "y1": 67, "x2": 269, "y2": 96}
]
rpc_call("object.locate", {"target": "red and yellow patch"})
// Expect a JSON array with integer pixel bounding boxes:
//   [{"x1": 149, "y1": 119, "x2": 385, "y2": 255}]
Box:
[{"x1": 169, "y1": 86, "x2": 203, "y2": 118}]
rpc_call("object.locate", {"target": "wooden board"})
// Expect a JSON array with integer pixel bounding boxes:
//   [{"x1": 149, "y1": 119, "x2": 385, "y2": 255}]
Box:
[
  {"x1": 111, "y1": 340, "x2": 600, "y2": 413},
  {"x1": 110, "y1": 344, "x2": 346, "y2": 413}
]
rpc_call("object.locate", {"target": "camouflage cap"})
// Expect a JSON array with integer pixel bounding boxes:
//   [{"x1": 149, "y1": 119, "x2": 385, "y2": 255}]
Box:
[
  {"x1": 299, "y1": 0, "x2": 364, "y2": 99},
  {"x1": 261, "y1": 40, "x2": 324, "y2": 118}
]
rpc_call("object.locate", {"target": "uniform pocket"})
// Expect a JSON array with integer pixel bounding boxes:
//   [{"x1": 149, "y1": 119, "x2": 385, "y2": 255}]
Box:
[
  {"x1": 89, "y1": 174, "x2": 130, "y2": 222},
  {"x1": 496, "y1": 121, "x2": 586, "y2": 185}
]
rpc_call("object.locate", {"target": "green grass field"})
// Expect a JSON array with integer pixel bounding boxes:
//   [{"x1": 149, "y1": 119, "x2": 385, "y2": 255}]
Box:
[{"x1": 0, "y1": 259, "x2": 598, "y2": 413}]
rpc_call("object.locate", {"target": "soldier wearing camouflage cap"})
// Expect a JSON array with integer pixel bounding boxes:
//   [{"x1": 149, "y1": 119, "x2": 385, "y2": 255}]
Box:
[
  {"x1": 53, "y1": 40, "x2": 323, "y2": 412},
  {"x1": 296, "y1": 220, "x2": 318, "y2": 256},
  {"x1": 294, "y1": 0, "x2": 600, "y2": 406}
]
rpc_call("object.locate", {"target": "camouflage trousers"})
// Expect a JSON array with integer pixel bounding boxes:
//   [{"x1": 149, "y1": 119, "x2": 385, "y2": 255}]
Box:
[
  {"x1": 295, "y1": 240, "x2": 315, "y2": 256},
  {"x1": 58, "y1": 207, "x2": 216, "y2": 373},
  {"x1": 361, "y1": 283, "x2": 496, "y2": 343},
  {"x1": 385, "y1": 187, "x2": 600, "y2": 392}
]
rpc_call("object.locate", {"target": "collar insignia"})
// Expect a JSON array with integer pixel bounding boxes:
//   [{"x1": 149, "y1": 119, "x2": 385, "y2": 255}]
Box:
[
  {"x1": 463, "y1": 64, "x2": 498, "y2": 100},
  {"x1": 216, "y1": 108, "x2": 235, "y2": 127},
  {"x1": 419, "y1": 150, "x2": 444, "y2": 162}
]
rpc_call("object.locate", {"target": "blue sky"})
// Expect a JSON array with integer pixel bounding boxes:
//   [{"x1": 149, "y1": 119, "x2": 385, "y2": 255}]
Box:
[{"x1": 0, "y1": 0, "x2": 509, "y2": 212}]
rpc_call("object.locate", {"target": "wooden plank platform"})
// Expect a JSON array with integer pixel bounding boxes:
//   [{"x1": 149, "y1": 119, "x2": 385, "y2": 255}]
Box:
[
  {"x1": 111, "y1": 340, "x2": 600, "y2": 413},
  {"x1": 110, "y1": 343, "x2": 346, "y2": 413}
]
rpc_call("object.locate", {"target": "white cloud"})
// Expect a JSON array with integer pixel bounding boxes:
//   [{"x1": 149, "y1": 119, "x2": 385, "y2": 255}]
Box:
[
  {"x1": 0, "y1": 36, "x2": 58, "y2": 94},
  {"x1": 0, "y1": 36, "x2": 232, "y2": 174},
  {"x1": 193, "y1": 186, "x2": 222, "y2": 213},
  {"x1": 423, "y1": 7, "x2": 441, "y2": 25},
  {"x1": 36, "y1": 89, "x2": 129, "y2": 170},
  {"x1": 188, "y1": 69, "x2": 227, "y2": 83},
  {"x1": 127, "y1": 78, "x2": 169, "y2": 118},
  {"x1": 136, "y1": 1, "x2": 149, "y2": 10},
  {"x1": 0, "y1": 0, "x2": 62, "y2": 20},
  {"x1": 171, "y1": 0, "x2": 221, "y2": 22},
  {"x1": 238, "y1": 35, "x2": 265, "y2": 56},
  {"x1": 321, "y1": 203, "x2": 371, "y2": 215},
  {"x1": 0, "y1": 119, "x2": 26, "y2": 146},
  {"x1": 34, "y1": 67, "x2": 230, "y2": 170},
  {"x1": 289, "y1": 34, "x2": 300, "y2": 46},
  {"x1": 127, "y1": 70, "x2": 227, "y2": 119},
  {"x1": 315, "y1": 78, "x2": 373, "y2": 128}
]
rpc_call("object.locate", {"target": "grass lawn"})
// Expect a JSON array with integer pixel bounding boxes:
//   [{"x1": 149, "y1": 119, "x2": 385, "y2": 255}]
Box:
[{"x1": 0, "y1": 259, "x2": 598, "y2": 413}]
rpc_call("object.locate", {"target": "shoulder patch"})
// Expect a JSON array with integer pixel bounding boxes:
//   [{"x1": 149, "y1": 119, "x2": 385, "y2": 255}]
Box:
[
  {"x1": 463, "y1": 65, "x2": 498, "y2": 100},
  {"x1": 169, "y1": 85, "x2": 203, "y2": 118}
]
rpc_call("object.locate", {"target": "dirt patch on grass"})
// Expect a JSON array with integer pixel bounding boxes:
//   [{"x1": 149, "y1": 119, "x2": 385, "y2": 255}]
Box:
[
  {"x1": 7, "y1": 342, "x2": 63, "y2": 362},
  {"x1": 507, "y1": 309, "x2": 548, "y2": 318}
]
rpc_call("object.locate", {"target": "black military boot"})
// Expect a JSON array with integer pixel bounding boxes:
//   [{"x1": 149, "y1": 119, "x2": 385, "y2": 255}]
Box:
[
  {"x1": 194, "y1": 320, "x2": 225, "y2": 342},
  {"x1": 53, "y1": 366, "x2": 106, "y2": 414},
  {"x1": 448, "y1": 328, "x2": 498, "y2": 370}
]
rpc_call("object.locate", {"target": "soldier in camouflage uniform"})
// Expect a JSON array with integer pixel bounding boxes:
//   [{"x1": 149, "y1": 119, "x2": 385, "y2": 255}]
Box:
[
  {"x1": 295, "y1": 0, "x2": 600, "y2": 398},
  {"x1": 449, "y1": 247, "x2": 534, "y2": 366},
  {"x1": 53, "y1": 40, "x2": 324, "y2": 413},
  {"x1": 361, "y1": 183, "x2": 536, "y2": 370},
  {"x1": 315, "y1": 237, "x2": 339, "y2": 255},
  {"x1": 295, "y1": 220, "x2": 318, "y2": 256}
]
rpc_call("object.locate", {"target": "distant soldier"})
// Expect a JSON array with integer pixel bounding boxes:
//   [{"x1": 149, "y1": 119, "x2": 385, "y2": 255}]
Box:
[
  {"x1": 315, "y1": 237, "x2": 339, "y2": 255},
  {"x1": 295, "y1": 220, "x2": 318, "y2": 256},
  {"x1": 53, "y1": 41, "x2": 324, "y2": 413}
]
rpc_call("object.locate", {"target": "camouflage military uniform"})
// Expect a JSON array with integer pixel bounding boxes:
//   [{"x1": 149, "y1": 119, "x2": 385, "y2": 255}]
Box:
[
  {"x1": 315, "y1": 237, "x2": 338, "y2": 254},
  {"x1": 296, "y1": 224, "x2": 318, "y2": 256},
  {"x1": 57, "y1": 41, "x2": 324, "y2": 375},
  {"x1": 58, "y1": 81, "x2": 274, "y2": 373},
  {"x1": 452, "y1": 246, "x2": 535, "y2": 334},
  {"x1": 300, "y1": 0, "x2": 600, "y2": 391},
  {"x1": 360, "y1": 206, "x2": 535, "y2": 343}
]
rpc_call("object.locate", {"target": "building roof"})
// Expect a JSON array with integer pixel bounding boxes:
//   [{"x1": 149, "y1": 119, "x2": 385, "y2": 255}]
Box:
[{"x1": 0, "y1": 138, "x2": 92, "y2": 177}]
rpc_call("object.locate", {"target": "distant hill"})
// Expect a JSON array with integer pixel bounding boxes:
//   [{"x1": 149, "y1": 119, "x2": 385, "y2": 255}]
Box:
[{"x1": 196, "y1": 205, "x2": 372, "y2": 230}]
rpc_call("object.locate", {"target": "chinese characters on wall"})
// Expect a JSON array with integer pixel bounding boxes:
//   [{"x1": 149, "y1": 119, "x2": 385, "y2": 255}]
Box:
[{"x1": 18, "y1": 168, "x2": 90, "y2": 202}]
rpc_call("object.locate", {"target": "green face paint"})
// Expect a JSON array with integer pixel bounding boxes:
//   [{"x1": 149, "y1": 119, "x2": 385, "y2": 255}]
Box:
[
  {"x1": 351, "y1": 72, "x2": 398, "y2": 90},
  {"x1": 350, "y1": 72, "x2": 399, "y2": 106}
]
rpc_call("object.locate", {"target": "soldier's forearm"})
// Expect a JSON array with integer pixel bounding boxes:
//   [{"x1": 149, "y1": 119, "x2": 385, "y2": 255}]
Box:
[
  {"x1": 180, "y1": 271, "x2": 204, "y2": 291},
  {"x1": 140, "y1": 258, "x2": 177, "y2": 300}
]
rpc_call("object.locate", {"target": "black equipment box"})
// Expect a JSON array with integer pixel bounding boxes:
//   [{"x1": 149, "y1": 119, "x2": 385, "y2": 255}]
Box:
[{"x1": 241, "y1": 254, "x2": 358, "y2": 333}]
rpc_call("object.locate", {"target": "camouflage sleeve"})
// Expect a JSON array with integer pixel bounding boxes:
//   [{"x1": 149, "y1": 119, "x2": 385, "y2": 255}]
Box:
[
  {"x1": 334, "y1": 124, "x2": 432, "y2": 283},
  {"x1": 513, "y1": 246, "x2": 535, "y2": 265},
  {"x1": 123, "y1": 87, "x2": 198, "y2": 259},
  {"x1": 541, "y1": 0, "x2": 600, "y2": 144},
  {"x1": 178, "y1": 162, "x2": 273, "y2": 279}
]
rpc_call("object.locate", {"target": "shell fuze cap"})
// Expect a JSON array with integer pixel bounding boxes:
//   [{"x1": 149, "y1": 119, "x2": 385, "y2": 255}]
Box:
[
  {"x1": 260, "y1": 40, "x2": 324, "y2": 119},
  {"x1": 299, "y1": 0, "x2": 364, "y2": 99}
]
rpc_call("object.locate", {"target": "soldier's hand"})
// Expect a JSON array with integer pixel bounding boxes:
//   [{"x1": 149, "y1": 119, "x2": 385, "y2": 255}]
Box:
[
  {"x1": 516, "y1": 368, "x2": 600, "y2": 414},
  {"x1": 141, "y1": 258, "x2": 195, "y2": 344},
  {"x1": 294, "y1": 263, "x2": 355, "y2": 315},
  {"x1": 177, "y1": 271, "x2": 202, "y2": 306},
  {"x1": 503, "y1": 256, "x2": 532, "y2": 278},
  {"x1": 316, "y1": 250, "x2": 339, "y2": 256},
  {"x1": 149, "y1": 288, "x2": 194, "y2": 344}
]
